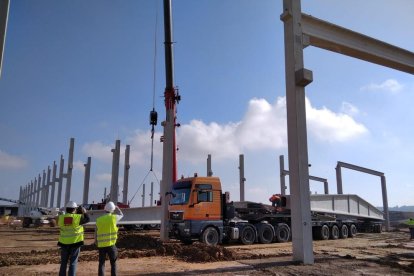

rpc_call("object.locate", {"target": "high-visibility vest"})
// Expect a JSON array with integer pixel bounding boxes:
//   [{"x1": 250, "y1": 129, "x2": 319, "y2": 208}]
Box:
[
  {"x1": 58, "y1": 213, "x2": 84, "y2": 245},
  {"x1": 407, "y1": 219, "x2": 414, "y2": 227},
  {"x1": 96, "y1": 214, "x2": 118, "y2": 248}
]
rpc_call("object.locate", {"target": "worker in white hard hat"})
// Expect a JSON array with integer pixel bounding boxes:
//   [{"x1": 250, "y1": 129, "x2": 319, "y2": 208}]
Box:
[
  {"x1": 57, "y1": 200, "x2": 90, "y2": 276},
  {"x1": 95, "y1": 201, "x2": 124, "y2": 276}
]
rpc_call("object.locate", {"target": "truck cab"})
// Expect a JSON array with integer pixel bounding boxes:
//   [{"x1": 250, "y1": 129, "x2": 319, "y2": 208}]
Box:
[{"x1": 168, "y1": 176, "x2": 224, "y2": 244}]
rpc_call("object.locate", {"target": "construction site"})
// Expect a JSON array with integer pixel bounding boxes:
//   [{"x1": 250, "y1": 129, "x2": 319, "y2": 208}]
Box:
[{"x1": 1, "y1": 0, "x2": 414, "y2": 275}]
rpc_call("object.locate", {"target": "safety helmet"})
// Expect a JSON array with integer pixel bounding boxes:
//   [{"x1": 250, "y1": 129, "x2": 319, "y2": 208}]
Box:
[
  {"x1": 104, "y1": 201, "x2": 116, "y2": 213},
  {"x1": 66, "y1": 201, "x2": 78, "y2": 208}
]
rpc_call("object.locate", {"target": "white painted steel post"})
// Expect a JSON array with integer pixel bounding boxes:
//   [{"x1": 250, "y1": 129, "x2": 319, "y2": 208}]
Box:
[
  {"x1": 282, "y1": 0, "x2": 314, "y2": 264},
  {"x1": 150, "y1": 182, "x2": 154, "y2": 207},
  {"x1": 142, "y1": 184, "x2": 146, "y2": 207}
]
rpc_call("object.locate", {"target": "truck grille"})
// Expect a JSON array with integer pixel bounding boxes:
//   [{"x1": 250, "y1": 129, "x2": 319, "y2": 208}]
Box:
[{"x1": 169, "y1": 211, "x2": 183, "y2": 221}]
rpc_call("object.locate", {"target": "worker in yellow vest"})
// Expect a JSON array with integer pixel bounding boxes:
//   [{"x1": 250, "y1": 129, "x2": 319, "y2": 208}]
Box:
[
  {"x1": 406, "y1": 218, "x2": 414, "y2": 240},
  {"x1": 95, "y1": 201, "x2": 124, "y2": 276},
  {"x1": 58, "y1": 201, "x2": 90, "y2": 276}
]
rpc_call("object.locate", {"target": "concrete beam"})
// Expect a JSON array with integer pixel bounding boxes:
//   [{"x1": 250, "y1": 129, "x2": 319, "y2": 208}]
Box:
[{"x1": 301, "y1": 13, "x2": 414, "y2": 75}]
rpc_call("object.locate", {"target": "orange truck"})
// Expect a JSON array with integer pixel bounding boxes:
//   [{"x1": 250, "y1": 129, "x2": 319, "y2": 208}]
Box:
[{"x1": 168, "y1": 176, "x2": 383, "y2": 246}]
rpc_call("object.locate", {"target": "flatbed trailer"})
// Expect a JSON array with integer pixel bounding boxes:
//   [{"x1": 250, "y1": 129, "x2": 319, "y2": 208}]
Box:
[{"x1": 167, "y1": 176, "x2": 384, "y2": 245}]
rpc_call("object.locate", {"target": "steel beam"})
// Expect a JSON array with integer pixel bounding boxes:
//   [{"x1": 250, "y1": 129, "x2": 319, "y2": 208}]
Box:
[
  {"x1": 0, "y1": 0, "x2": 9, "y2": 78},
  {"x1": 301, "y1": 13, "x2": 414, "y2": 75}
]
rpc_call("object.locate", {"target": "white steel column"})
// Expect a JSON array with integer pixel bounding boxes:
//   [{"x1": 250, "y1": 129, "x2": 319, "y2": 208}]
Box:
[
  {"x1": 281, "y1": 0, "x2": 314, "y2": 264},
  {"x1": 239, "y1": 154, "x2": 245, "y2": 201}
]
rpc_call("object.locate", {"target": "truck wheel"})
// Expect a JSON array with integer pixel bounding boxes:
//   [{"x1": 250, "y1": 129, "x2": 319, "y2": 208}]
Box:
[
  {"x1": 49, "y1": 218, "x2": 56, "y2": 227},
  {"x1": 315, "y1": 225, "x2": 330, "y2": 240},
  {"x1": 339, "y1": 225, "x2": 349, "y2": 239},
  {"x1": 34, "y1": 219, "x2": 42, "y2": 227},
  {"x1": 240, "y1": 225, "x2": 256, "y2": 245},
  {"x1": 258, "y1": 224, "x2": 274, "y2": 244},
  {"x1": 201, "y1": 227, "x2": 219, "y2": 246},
  {"x1": 349, "y1": 224, "x2": 357, "y2": 238},
  {"x1": 22, "y1": 217, "x2": 31, "y2": 228},
  {"x1": 330, "y1": 225, "x2": 339, "y2": 240},
  {"x1": 275, "y1": 223, "x2": 290, "y2": 243}
]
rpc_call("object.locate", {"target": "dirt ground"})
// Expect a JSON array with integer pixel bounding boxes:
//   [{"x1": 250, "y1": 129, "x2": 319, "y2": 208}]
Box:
[{"x1": 0, "y1": 224, "x2": 413, "y2": 275}]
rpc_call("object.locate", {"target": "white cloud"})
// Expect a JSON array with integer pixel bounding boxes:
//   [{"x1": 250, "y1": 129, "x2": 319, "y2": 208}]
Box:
[
  {"x1": 341, "y1": 102, "x2": 360, "y2": 116},
  {"x1": 80, "y1": 97, "x2": 368, "y2": 166},
  {"x1": 306, "y1": 98, "x2": 368, "y2": 143},
  {"x1": 95, "y1": 173, "x2": 112, "y2": 182},
  {"x1": 0, "y1": 150, "x2": 28, "y2": 169},
  {"x1": 360, "y1": 79, "x2": 403, "y2": 94},
  {"x1": 82, "y1": 141, "x2": 113, "y2": 163}
]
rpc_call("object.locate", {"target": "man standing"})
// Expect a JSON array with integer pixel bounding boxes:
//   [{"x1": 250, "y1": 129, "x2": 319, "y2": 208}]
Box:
[
  {"x1": 406, "y1": 218, "x2": 414, "y2": 240},
  {"x1": 58, "y1": 201, "x2": 90, "y2": 276},
  {"x1": 95, "y1": 201, "x2": 124, "y2": 276}
]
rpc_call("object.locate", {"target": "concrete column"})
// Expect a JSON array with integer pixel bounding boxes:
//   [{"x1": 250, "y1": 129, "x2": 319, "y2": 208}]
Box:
[
  {"x1": 82, "y1": 157, "x2": 91, "y2": 205},
  {"x1": 36, "y1": 174, "x2": 41, "y2": 206},
  {"x1": 336, "y1": 165, "x2": 343, "y2": 194},
  {"x1": 282, "y1": 0, "x2": 314, "y2": 263},
  {"x1": 381, "y1": 176, "x2": 390, "y2": 231},
  {"x1": 65, "y1": 138, "x2": 75, "y2": 206},
  {"x1": 280, "y1": 155, "x2": 287, "y2": 195},
  {"x1": 207, "y1": 154, "x2": 213, "y2": 176},
  {"x1": 123, "y1": 145, "x2": 130, "y2": 205},
  {"x1": 239, "y1": 154, "x2": 245, "y2": 201},
  {"x1": 150, "y1": 182, "x2": 154, "y2": 207},
  {"x1": 50, "y1": 162, "x2": 57, "y2": 207},
  {"x1": 110, "y1": 140, "x2": 121, "y2": 203},
  {"x1": 142, "y1": 183, "x2": 146, "y2": 207},
  {"x1": 57, "y1": 155, "x2": 64, "y2": 208},
  {"x1": 41, "y1": 170, "x2": 46, "y2": 207},
  {"x1": 45, "y1": 166, "x2": 51, "y2": 208}
]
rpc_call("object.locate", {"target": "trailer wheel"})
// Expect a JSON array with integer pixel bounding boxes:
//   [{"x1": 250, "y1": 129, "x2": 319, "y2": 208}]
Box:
[
  {"x1": 22, "y1": 217, "x2": 31, "y2": 228},
  {"x1": 240, "y1": 225, "x2": 256, "y2": 245},
  {"x1": 315, "y1": 225, "x2": 330, "y2": 240},
  {"x1": 330, "y1": 225, "x2": 339, "y2": 240},
  {"x1": 201, "y1": 227, "x2": 219, "y2": 246},
  {"x1": 339, "y1": 225, "x2": 349, "y2": 239},
  {"x1": 349, "y1": 224, "x2": 357, "y2": 238},
  {"x1": 258, "y1": 224, "x2": 274, "y2": 244},
  {"x1": 275, "y1": 223, "x2": 290, "y2": 243}
]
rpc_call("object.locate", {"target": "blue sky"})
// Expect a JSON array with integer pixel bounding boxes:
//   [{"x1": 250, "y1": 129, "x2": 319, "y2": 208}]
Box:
[{"x1": 1, "y1": 0, "x2": 413, "y2": 208}]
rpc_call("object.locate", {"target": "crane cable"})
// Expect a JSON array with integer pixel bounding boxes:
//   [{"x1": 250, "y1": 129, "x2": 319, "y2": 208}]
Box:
[{"x1": 130, "y1": 1, "x2": 159, "y2": 205}]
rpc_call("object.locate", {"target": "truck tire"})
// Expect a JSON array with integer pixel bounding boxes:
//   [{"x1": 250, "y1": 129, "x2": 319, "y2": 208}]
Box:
[
  {"x1": 258, "y1": 224, "x2": 274, "y2": 244},
  {"x1": 239, "y1": 225, "x2": 256, "y2": 245},
  {"x1": 22, "y1": 217, "x2": 31, "y2": 228},
  {"x1": 339, "y1": 225, "x2": 349, "y2": 239},
  {"x1": 49, "y1": 218, "x2": 56, "y2": 227},
  {"x1": 34, "y1": 219, "x2": 42, "y2": 227},
  {"x1": 201, "y1": 227, "x2": 219, "y2": 246},
  {"x1": 275, "y1": 223, "x2": 290, "y2": 243},
  {"x1": 349, "y1": 224, "x2": 357, "y2": 238},
  {"x1": 330, "y1": 225, "x2": 339, "y2": 240},
  {"x1": 314, "y1": 225, "x2": 330, "y2": 240}
]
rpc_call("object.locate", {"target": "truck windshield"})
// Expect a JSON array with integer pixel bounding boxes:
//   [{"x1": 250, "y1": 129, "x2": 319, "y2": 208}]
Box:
[
  {"x1": 170, "y1": 180, "x2": 192, "y2": 205},
  {"x1": 170, "y1": 188, "x2": 190, "y2": 205}
]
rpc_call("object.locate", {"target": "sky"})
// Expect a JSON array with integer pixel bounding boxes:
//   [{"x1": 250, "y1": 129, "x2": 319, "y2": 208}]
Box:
[{"x1": 1, "y1": 0, "x2": 414, "y2": 208}]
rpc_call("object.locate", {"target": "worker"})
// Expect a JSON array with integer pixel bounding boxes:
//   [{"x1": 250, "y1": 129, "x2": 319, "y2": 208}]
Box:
[
  {"x1": 269, "y1": 194, "x2": 281, "y2": 207},
  {"x1": 58, "y1": 200, "x2": 90, "y2": 276},
  {"x1": 95, "y1": 201, "x2": 124, "y2": 276},
  {"x1": 406, "y1": 218, "x2": 414, "y2": 240}
]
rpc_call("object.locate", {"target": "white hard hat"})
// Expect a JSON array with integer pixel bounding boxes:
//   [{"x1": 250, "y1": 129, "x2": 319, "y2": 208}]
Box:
[
  {"x1": 104, "y1": 201, "x2": 116, "y2": 213},
  {"x1": 66, "y1": 201, "x2": 78, "y2": 208}
]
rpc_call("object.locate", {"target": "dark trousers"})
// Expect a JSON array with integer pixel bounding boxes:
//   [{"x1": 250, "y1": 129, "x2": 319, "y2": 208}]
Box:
[
  {"x1": 409, "y1": 227, "x2": 414, "y2": 239},
  {"x1": 98, "y1": 245, "x2": 118, "y2": 276},
  {"x1": 59, "y1": 245, "x2": 80, "y2": 276}
]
